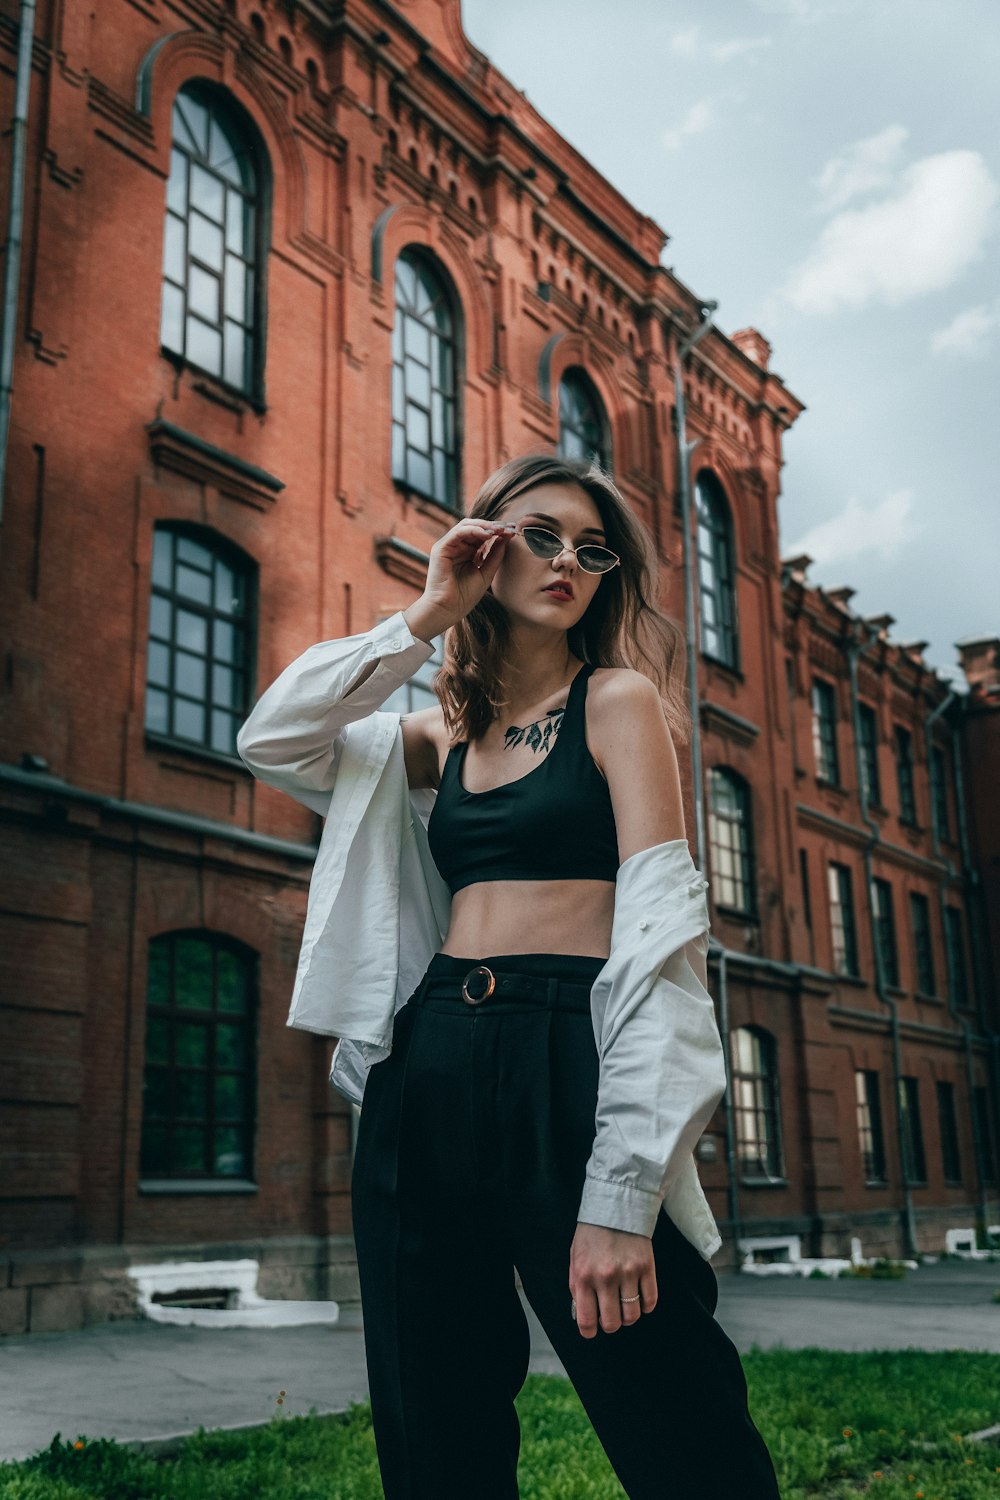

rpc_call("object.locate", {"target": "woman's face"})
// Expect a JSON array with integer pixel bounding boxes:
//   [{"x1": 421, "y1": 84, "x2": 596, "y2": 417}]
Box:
[{"x1": 487, "y1": 481, "x2": 607, "y2": 631}]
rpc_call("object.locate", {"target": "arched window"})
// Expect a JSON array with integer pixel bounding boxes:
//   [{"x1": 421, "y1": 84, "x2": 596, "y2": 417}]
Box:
[
  {"x1": 708, "y1": 768, "x2": 755, "y2": 915},
  {"x1": 140, "y1": 932, "x2": 257, "y2": 1181},
  {"x1": 731, "y1": 1026, "x2": 783, "y2": 1180},
  {"x1": 695, "y1": 472, "x2": 738, "y2": 668},
  {"x1": 144, "y1": 525, "x2": 254, "y2": 757},
  {"x1": 391, "y1": 249, "x2": 459, "y2": 509},
  {"x1": 557, "y1": 369, "x2": 609, "y2": 469},
  {"x1": 160, "y1": 85, "x2": 264, "y2": 395}
]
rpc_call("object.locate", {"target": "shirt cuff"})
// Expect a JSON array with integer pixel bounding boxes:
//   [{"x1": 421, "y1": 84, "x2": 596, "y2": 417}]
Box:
[{"x1": 577, "y1": 1174, "x2": 663, "y2": 1238}]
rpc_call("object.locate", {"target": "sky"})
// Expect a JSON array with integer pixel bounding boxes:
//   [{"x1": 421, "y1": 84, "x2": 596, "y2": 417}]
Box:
[{"x1": 461, "y1": 0, "x2": 999, "y2": 685}]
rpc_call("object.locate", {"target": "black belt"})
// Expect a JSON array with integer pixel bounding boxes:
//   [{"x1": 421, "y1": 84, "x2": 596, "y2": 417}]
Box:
[{"x1": 413, "y1": 963, "x2": 594, "y2": 1012}]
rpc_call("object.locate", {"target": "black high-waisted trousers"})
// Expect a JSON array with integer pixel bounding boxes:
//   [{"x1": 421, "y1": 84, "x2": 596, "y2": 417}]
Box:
[{"x1": 351, "y1": 950, "x2": 781, "y2": 1500}]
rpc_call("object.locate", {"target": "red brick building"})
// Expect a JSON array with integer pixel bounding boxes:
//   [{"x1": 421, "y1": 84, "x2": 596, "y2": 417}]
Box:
[{"x1": 1, "y1": 0, "x2": 997, "y2": 1333}]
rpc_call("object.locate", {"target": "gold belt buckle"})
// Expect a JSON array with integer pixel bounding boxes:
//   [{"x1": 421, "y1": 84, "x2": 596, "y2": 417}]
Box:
[{"x1": 461, "y1": 964, "x2": 496, "y2": 1006}]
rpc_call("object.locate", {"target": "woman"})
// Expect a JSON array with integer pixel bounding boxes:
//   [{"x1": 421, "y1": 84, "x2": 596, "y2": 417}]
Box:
[{"x1": 237, "y1": 454, "x2": 781, "y2": 1499}]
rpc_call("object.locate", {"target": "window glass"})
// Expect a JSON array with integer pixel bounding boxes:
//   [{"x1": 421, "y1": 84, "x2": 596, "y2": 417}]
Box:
[
  {"x1": 707, "y1": 768, "x2": 755, "y2": 915},
  {"x1": 160, "y1": 86, "x2": 261, "y2": 395},
  {"x1": 557, "y1": 371, "x2": 609, "y2": 469},
  {"x1": 144, "y1": 525, "x2": 252, "y2": 757},
  {"x1": 391, "y1": 251, "x2": 459, "y2": 509},
  {"x1": 695, "y1": 474, "x2": 738, "y2": 668},
  {"x1": 140, "y1": 933, "x2": 256, "y2": 1181},
  {"x1": 730, "y1": 1027, "x2": 783, "y2": 1179}
]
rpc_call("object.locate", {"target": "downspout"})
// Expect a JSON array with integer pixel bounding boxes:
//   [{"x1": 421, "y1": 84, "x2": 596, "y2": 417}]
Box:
[
  {"x1": 927, "y1": 697, "x2": 991, "y2": 1239},
  {"x1": 0, "y1": 0, "x2": 37, "y2": 526},
  {"x1": 674, "y1": 298, "x2": 717, "y2": 874},
  {"x1": 847, "y1": 625, "x2": 919, "y2": 1259},
  {"x1": 672, "y1": 300, "x2": 736, "y2": 1259}
]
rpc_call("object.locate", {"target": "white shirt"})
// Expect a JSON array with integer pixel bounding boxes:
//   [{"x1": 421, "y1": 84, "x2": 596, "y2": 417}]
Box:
[{"x1": 237, "y1": 611, "x2": 727, "y2": 1257}]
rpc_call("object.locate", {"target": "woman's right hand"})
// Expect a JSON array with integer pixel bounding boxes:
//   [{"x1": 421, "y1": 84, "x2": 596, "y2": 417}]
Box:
[{"x1": 406, "y1": 517, "x2": 516, "y2": 639}]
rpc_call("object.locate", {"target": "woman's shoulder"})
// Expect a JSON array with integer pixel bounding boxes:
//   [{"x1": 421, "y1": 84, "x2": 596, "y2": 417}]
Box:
[{"x1": 587, "y1": 664, "x2": 663, "y2": 713}]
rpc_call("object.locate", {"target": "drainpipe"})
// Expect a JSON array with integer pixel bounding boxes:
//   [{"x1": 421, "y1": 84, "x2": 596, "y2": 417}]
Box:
[
  {"x1": 674, "y1": 298, "x2": 717, "y2": 874},
  {"x1": 711, "y1": 943, "x2": 744, "y2": 1267},
  {"x1": 0, "y1": 0, "x2": 37, "y2": 527},
  {"x1": 927, "y1": 696, "x2": 991, "y2": 1240},
  {"x1": 846, "y1": 625, "x2": 919, "y2": 1259}
]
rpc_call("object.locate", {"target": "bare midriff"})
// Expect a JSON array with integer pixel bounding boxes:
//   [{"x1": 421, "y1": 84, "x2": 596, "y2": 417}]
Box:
[{"x1": 438, "y1": 878, "x2": 615, "y2": 961}]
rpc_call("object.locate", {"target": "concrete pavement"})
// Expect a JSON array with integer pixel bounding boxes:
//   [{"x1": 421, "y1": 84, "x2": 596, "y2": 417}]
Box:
[{"x1": 1, "y1": 1259, "x2": 998, "y2": 1465}]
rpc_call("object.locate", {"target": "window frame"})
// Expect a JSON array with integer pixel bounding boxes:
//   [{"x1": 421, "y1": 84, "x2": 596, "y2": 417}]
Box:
[
  {"x1": 895, "y1": 725, "x2": 917, "y2": 825},
  {"x1": 811, "y1": 677, "x2": 840, "y2": 786},
  {"x1": 898, "y1": 1075, "x2": 927, "y2": 1185},
  {"x1": 935, "y1": 1079, "x2": 962, "y2": 1184},
  {"x1": 858, "y1": 702, "x2": 881, "y2": 807},
  {"x1": 707, "y1": 767, "x2": 756, "y2": 917},
  {"x1": 556, "y1": 368, "x2": 611, "y2": 470},
  {"x1": 930, "y1": 744, "x2": 951, "y2": 843},
  {"x1": 730, "y1": 1025, "x2": 785, "y2": 1182},
  {"x1": 140, "y1": 930, "x2": 257, "y2": 1185},
  {"x1": 909, "y1": 891, "x2": 936, "y2": 996},
  {"x1": 855, "y1": 1069, "x2": 888, "y2": 1185},
  {"x1": 828, "y1": 861, "x2": 859, "y2": 978},
  {"x1": 871, "y1": 876, "x2": 900, "y2": 989},
  {"x1": 695, "y1": 472, "x2": 740, "y2": 671},
  {"x1": 144, "y1": 522, "x2": 256, "y2": 762},
  {"x1": 390, "y1": 247, "x2": 462, "y2": 512},
  {"x1": 159, "y1": 83, "x2": 268, "y2": 406}
]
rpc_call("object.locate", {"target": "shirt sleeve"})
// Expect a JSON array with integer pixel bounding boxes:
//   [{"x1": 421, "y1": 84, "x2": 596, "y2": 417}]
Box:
[
  {"x1": 576, "y1": 850, "x2": 727, "y2": 1238},
  {"x1": 236, "y1": 611, "x2": 435, "y2": 802}
]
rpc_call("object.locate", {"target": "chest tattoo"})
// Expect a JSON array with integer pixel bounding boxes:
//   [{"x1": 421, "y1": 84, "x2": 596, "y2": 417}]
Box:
[{"x1": 503, "y1": 706, "x2": 565, "y2": 754}]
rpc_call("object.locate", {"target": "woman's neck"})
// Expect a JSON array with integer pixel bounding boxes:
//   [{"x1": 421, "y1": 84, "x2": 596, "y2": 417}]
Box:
[{"x1": 500, "y1": 625, "x2": 579, "y2": 716}]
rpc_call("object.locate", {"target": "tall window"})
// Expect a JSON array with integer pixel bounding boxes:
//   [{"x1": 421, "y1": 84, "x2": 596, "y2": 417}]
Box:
[
  {"x1": 811, "y1": 679, "x2": 839, "y2": 785},
  {"x1": 898, "y1": 1076, "x2": 927, "y2": 1184},
  {"x1": 858, "y1": 703, "x2": 881, "y2": 806},
  {"x1": 707, "y1": 768, "x2": 755, "y2": 915},
  {"x1": 799, "y1": 849, "x2": 813, "y2": 930},
  {"x1": 391, "y1": 250, "x2": 459, "y2": 509},
  {"x1": 871, "y1": 877, "x2": 899, "y2": 988},
  {"x1": 935, "y1": 1081, "x2": 962, "y2": 1184},
  {"x1": 141, "y1": 932, "x2": 256, "y2": 1180},
  {"x1": 557, "y1": 370, "x2": 608, "y2": 468},
  {"x1": 828, "y1": 862, "x2": 859, "y2": 977},
  {"x1": 974, "y1": 1086, "x2": 997, "y2": 1183},
  {"x1": 731, "y1": 1027, "x2": 783, "y2": 1180},
  {"x1": 930, "y1": 745, "x2": 951, "y2": 842},
  {"x1": 695, "y1": 473, "x2": 738, "y2": 669},
  {"x1": 145, "y1": 526, "x2": 252, "y2": 756},
  {"x1": 910, "y1": 893, "x2": 936, "y2": 995},
  {"x1": 855, "y1": 1070, "x2": 887, "y2": 1183},
  {"x1": 944, "y1": 906, "x2": 969, "y2": 1008},
  {"x1": 895, "y1": 726, "x2": 917, "y2": 825},
  {"x1": 160, "y1": 85, "x2": 262, "y2": 395}
]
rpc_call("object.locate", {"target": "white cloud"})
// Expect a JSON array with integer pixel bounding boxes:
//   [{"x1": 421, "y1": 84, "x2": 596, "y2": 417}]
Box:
[
  {"x1": 661, "y1": 98, "x2": 716, "y2": 154},
  {"x1": 751, "y1": 0, "x2": 849, "y2": 20},
  {"x1": 782, "y1": 150, "x2": 999, "y2": 314},
  {"x1": 669, "y1": 26, "x2": 771, "y2": 62},
  {"x1": 788, "y1": 489, "x2": 917, "y2": 568},
  {"x1": 931, "y1": 299, "x2": 1000, "y2": 358},
  {"x1": 670, "y1": 26, "x2": 700, "y2": 56},
  {"x1": 814, "y1": 124, "x2": 909, "y2": 212}
]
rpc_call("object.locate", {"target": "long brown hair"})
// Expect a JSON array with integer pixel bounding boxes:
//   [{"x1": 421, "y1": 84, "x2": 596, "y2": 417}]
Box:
[{"x1": 434, "y1": 454, "x2": 690, "y2": 744}]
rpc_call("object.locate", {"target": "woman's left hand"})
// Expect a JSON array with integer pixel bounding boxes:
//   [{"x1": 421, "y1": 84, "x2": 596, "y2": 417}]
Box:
[{"x1": 569, "y1": 1222, "x2": 657, "y2": 1337}]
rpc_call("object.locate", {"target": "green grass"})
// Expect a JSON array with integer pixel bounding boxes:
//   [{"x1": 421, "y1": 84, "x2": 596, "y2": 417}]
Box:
[{"x1": 2, "y1": 1351, "x2": 999, "y2": 1499}]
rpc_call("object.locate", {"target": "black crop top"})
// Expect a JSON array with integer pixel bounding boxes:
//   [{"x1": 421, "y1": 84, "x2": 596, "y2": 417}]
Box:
[{"x1": 426, "y1": 662, "x2": 619, "y2": 894}]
